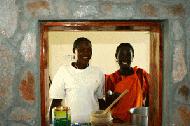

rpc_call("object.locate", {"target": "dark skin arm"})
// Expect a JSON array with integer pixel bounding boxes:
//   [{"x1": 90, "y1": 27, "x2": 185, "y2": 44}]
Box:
[
  {"x1": 98, "y1": 92, "x2": 121, "y2": 110},
  {"x1": 106, "y1": 92, "x2": 120, "y2": 107},
  {"x1": 49, "y1": 99, "x2": 62, "y2": 123},
  {"x1": 98, "y1": 98, "x2": 107, "y2": 110},
  {"x1": 102, "y1": 76, "x2": 121, "y2": 110}
]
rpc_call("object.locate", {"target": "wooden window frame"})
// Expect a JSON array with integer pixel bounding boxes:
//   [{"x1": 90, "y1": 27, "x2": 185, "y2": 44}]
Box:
[{"x1": 40, "y1": 20, "x2": 163, "y2": 126}]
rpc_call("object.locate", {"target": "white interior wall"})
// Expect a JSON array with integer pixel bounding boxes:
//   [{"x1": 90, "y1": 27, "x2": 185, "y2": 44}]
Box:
[{"x1": 48, "y1": 31, "x2": 150, "y2": 79}]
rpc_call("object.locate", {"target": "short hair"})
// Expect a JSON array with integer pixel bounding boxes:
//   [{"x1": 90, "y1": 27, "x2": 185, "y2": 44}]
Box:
[
  {"x1": 115, "y1": 43, "x2": 134, "y2": 59},
  {"x1": 73, "y1": 37, "x2": 92, "y2": 53}
]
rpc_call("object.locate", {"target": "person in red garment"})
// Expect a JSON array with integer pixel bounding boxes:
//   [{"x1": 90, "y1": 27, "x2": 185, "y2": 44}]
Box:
[{"x1": 105, "y1": 43, "x2": 150, "y2": 123}]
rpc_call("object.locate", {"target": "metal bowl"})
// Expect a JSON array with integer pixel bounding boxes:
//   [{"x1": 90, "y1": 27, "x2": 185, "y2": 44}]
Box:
[{"x1": 129, "y1": 107, "x2": 149, "y2": 126}]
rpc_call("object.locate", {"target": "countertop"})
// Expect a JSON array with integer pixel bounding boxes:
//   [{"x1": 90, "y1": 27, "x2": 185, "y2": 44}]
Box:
[
  {"x1": 91, "y1": 122, "x2": 137, "y2": 126},
  {"x1": 50, "y1": 122, "x2": 137, "y2": 126}
]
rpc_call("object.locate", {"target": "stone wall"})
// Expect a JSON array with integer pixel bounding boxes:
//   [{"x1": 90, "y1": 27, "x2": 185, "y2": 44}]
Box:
[{"x1": 0, "y1": 0, "x2": 190, "y2": 126}]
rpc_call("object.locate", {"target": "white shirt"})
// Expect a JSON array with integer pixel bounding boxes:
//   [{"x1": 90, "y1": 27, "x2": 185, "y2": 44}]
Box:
[{"x1": 49, "y1": 64, "x2": 105, "y2": 123}]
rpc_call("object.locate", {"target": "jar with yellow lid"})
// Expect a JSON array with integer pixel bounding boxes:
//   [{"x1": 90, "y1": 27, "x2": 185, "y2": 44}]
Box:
[{"x1": 52, "y1": 106, "x2": 71, "y2": 126}]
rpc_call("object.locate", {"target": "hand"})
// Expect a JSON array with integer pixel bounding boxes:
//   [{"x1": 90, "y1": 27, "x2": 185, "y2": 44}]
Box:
[
  {"x1": 98, "y1": 99, "x2": 107, "y2": 110},
  {"x1": 106, "y1": 91, "x2": 121, "y2": 107}
]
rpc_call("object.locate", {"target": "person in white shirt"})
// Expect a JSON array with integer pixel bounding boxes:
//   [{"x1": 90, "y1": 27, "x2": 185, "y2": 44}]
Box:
[{"x1": 49, "y1": 37, "x2": 105, "y2": 124}]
